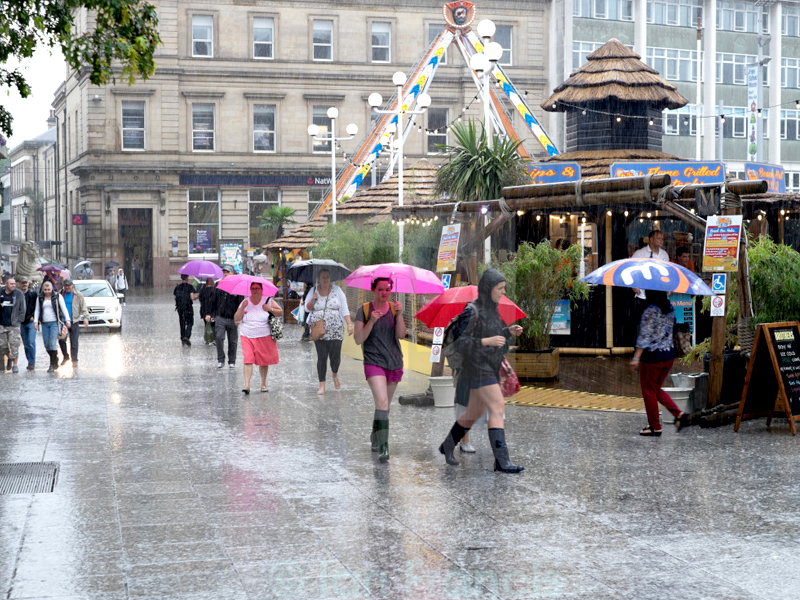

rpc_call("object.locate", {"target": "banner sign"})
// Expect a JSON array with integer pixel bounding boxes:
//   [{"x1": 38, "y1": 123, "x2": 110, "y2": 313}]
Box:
[
  {"x1": 436, "y1": 224, "x2": 461, "y2": 273},
  {"x1": 670, "y1": 293, "x2": 694, "y2": 332},
  {"x1": 747, "y1": 66, "x2": 758, "y2": 161},
  {"x1": 550, "y1": 299, "x2": 571, "y2": 335},
  {"x1": 179, "y1": 174, "x2": 331, "y2": 187},
  {"x1": 745, "y1": 162, "x2": 785, "y2": 193},
  {"x1": 703, "y1": 215, "x2": 743, "y2": 272},
  {"x1": 195, "y1": 229, "x2": 212, "y2": 252},
  {"x1": 219, "y1": 239, "x2": 244, "y2": 274},
  {"x1": 528, "y1": 162, "x2": 581, "y2": 185},
  {"x1": 610, "y1": 161, "x2": 725, "y2": 185}
]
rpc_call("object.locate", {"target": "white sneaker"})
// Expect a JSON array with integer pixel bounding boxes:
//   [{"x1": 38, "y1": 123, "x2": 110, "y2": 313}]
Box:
[
  {"x1": 217, "y1": 362, "x2": 224, "y2": 369},
  {"x1": 229, "y1": 363, "x2": 235, "y2": 369},
  {"x1": 459, "y1": 442, "x2": 477, "y2": 453}
]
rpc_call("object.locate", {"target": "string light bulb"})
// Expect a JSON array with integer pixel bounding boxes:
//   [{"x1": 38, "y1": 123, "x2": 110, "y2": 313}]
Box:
[
  {"x1": 582, "y1": 110, "x2": 587, "y2": 116},
  {"x1": 720, "y1": 115, "x2": 726, "y2": 123},
  {"x1": 796, "y1": 100, "x2": 800, "y2": 110},
  {"x1": 624, "y1": 210, "x2": 629, "y2": 217},
  {"x1": 616, "y1": 116, "x2": 622, "y2": 123},
  {"x1": 648, "y1": 119, "x2": 654, "y2": 126},
  {"x1": 607, "y1": 210, "x2": 612, "y2": 216},
  {"x1": 535, "y1": 215, "x2": 541, "y2": 221}
]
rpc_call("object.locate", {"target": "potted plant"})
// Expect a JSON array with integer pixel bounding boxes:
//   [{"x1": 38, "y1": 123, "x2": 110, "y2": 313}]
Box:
[{"x1": 498, "y1": 240, "x2": 588, "y2": 379}]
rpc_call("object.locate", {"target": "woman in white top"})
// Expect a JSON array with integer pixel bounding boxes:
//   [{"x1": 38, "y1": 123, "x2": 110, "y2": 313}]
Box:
[
  {"x1": 33, "y1": 281, "x2": 71, "y2": 372},
  {"x1": 234, "y1": 281, "x2": 283, "y2": 394},
  {"x1": 115, "y1": 268, "x2": 128, "y2": 306},
  {"x1": 305, "y1": 268, "x2": 353, "y2": 395}
]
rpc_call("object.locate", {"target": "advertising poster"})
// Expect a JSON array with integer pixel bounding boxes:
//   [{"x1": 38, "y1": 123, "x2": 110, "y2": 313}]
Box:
[
  {"x1": 744, "y1": 162, "x2": 785, "y2": 193},
  {"x1": 195, "y1": 229, "x2": 212, "y2": 252},
  {"x1": 550, "y1": 300, "x2": 571, "y2": 335},
  {"x1": 702, "y1": 215, "x2": 743, "y2": 272},
  {"x1": 219, "y1": 239, "x2": 244, "y2": 274},
  {"x1": 436, "y1": 224, "x2": 461, "y2": 273},
  {"x1": 610, "y1": 161, "x2": 725, "y2": 186}
]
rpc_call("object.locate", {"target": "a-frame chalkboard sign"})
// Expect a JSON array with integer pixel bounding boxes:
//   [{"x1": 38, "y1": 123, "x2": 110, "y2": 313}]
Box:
[{"x1": 735, "y1": 322, "x2": 800, "y2": 435}]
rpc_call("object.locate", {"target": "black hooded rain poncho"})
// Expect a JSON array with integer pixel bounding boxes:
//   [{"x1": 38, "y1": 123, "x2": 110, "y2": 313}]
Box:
[{"x1": 451, "y1": 268, "x2": 512, "y2": 384}]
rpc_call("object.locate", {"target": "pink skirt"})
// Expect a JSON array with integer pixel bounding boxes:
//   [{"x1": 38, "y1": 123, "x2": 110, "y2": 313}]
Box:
[{"x1": 241, "y1": 335, "x2": 279, "y2": 366}]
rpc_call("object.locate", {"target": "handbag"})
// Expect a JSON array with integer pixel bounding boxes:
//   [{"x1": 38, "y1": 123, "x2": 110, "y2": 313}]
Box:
[
  {"x1": 499, "y1": 357, "x2": 520, "y2": 398},
  {"x1": 204, "y1": 320, "x2": 214, "y2": 344},
  {"x1": 310, "y1": 294, "x2": 328, "y2": 341},
  {"x1": 56, "y1": 297, "x2": 69, "y2": 340},
  {"x1": 267, "y1": 298, "x2": 284, "y2": 341},
  {"x1": 673, "y1": 328, "x2": 692, "y2": 358}
]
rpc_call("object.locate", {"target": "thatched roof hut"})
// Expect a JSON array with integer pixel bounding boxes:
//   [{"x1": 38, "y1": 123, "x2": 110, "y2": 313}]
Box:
[
  {"x1": 266, "y1": 160, "x2": 439, "y2": 250},
  {"x1": 542, "y1": 39, "x2": 688, "y2": 153}
]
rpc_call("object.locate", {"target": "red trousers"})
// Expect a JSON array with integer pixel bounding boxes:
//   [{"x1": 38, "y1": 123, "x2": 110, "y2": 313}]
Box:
[{"x1": 639, "y1": 359, "x2": 681, "y2": 429}]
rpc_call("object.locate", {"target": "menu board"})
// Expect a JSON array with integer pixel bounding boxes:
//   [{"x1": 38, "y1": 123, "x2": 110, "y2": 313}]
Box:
[
  {"x1": 702, "y1": 215, "x2": 743, "y2": 272},
  {"x1": 735, "y1": 322, "x2": 800, "y2": 435}
]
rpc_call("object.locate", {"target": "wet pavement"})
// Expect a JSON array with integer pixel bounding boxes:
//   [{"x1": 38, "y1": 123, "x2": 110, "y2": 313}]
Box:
[{"x1": 2, "y1": 291, "x2": 800, "y2": 599}]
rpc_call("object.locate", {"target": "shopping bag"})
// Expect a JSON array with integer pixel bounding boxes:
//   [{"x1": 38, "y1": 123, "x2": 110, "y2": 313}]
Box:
[{"x1": 204, "y1": 320, "x2": 214, "y2": 344}]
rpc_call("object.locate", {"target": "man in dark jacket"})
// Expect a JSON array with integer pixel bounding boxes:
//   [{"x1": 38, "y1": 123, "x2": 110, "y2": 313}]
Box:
[
  {"x1": 17, "y1": 277, "x2": 38, "y2": 370},
  {"x1": 205, "y1": 265, "x2": 243, "y2": 368},
  {"x1": 0, "y1": 276, "x2": 26, "y2": 373},
  {"x1": 174, "y1": 274, "x2": 197, "y2": 346},
  {"x1": 198, "y1": 277, "x2": 216, "y2": 345}
]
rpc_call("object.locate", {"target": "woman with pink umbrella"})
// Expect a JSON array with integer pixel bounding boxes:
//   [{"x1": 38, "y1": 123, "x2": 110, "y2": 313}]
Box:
[
  {"x1": 353, "y1": 277, "x2": 406, "y2": 462},
  {"x1": 438, "y1": 269, "x2": 525, "y2": 473},
  {"x1": 233, "y1": 280, "x2": 282, "y2": 394}
]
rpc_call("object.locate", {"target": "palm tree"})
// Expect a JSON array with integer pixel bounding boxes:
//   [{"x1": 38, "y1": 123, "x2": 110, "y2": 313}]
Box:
[
  {"x1": 258, "y1": 206, "x2": 297, "y2": 240},
  {"x1": 434, "y1": 119, "x2": 530, "y2": 203}
]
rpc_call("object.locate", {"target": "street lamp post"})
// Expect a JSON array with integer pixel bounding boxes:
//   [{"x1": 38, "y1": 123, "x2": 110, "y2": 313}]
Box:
[
  {"x1": 21, "y1": 200, "x2": 29, "y2": 241},
  {"x1": 470, "y1": 20, "x2": 504, "y2": 263},
  {"x1": 368, "y1": 71, "x2": 431, "y2": 259},
  {"x1": 307, "y1": 107, "x2": 358, "y2": 224}
]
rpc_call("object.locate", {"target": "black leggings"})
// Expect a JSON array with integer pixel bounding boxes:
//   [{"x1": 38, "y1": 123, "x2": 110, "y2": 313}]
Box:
[{"x1": 314, "y1": 339, "x2": 342, "y2": 382}]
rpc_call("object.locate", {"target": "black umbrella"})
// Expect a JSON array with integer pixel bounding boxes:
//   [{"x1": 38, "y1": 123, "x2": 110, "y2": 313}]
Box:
[
  {"x1": 105, "y1": 261, "x2": 120, "y2": 269},
  {"x1": 286, "y1": 259, "x2": 351, "y2": 285}
]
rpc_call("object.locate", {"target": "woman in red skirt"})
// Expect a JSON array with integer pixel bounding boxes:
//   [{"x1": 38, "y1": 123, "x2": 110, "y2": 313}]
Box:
[{"x1": 234, "y1": 281, "x2": 282, "y2": 394}]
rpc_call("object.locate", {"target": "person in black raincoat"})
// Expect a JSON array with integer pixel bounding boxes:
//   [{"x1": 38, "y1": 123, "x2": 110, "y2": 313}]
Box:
[{"x1": 438, "y1": 268, "x2": 525, "y2": 473}]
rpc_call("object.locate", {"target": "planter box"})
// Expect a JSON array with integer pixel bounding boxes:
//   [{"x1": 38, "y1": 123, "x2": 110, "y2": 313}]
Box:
[{"x1": 507, "y1": 348, "x2": 560, "y2": 380}]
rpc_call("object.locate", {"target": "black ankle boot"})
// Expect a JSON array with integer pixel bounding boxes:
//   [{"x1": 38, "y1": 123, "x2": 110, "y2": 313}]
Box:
[
  {"x1": 375, "y1": 420, "x2": 389, "y2": 462},
  {"x1": 47, "y1": 351, "x2": 58, "y2": 373},
  {"x1": 370, "y1": 420, "x2": 379, "y2": 452},
  {"x1": 489, "y1": 428, "x2": 523, "y2": 473},
  {"x1": 439, "y1": 422, "x2": 470, "y2": 466}
]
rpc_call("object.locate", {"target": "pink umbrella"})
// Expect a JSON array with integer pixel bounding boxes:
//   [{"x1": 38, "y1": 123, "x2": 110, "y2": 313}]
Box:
[
  {"x1": 345, "y1": 263, "x2": 444, "y2": 295},
  {"x1": 216, "y1": 274, "x2": 279, "y2": 298}
]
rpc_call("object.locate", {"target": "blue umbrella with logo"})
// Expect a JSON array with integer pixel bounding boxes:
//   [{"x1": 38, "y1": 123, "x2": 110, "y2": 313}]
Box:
[{"x1": 581, "y1": 258, "x2": 713, "y2": 296}]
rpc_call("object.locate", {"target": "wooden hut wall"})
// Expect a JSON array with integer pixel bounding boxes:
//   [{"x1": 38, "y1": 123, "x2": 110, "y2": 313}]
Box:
[{"x1": 565, "y1": 106, "x2": 663, "y2": 152}]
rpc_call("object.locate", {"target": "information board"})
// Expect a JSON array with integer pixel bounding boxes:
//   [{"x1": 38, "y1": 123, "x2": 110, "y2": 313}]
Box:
[
  {"x1": 702, "y1": 215, "x2": 742, "y2": 272},
  {"x1": 436, "y1": 224, "x2": 461, "y2": 273},
  {"x1": 735, "y1": 322, "x2": 800, "y2": 436},
  {"x1": 219, "y1": 239, "x2": 244, "y2": 275}
]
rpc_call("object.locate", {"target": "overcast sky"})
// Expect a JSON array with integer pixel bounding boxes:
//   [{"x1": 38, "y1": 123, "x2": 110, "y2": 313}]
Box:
[{"x1": 4, "y1": 44, "x2": 67, "y2": 150}]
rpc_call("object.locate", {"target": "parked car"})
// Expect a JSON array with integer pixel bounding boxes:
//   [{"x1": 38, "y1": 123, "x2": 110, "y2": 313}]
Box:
[{"x1": 73, "y1": 280, "x2": 123, "y2": 332}]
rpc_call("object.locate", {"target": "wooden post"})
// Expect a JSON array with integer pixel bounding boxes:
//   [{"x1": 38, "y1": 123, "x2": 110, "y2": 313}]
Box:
[{"x1": 707, "y1": 191, "x2": 741, "y2": 407}]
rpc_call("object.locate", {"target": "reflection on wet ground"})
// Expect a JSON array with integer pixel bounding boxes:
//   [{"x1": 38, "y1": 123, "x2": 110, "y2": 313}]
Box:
[{"x1": 1, "y1": 290, "x2": 798, "y2": 599}]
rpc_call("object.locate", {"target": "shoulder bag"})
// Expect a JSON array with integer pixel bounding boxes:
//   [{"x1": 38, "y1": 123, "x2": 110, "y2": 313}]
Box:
[
  {"x1": 56, "y1": 297, "x2": 69, "y2": 340},
  {"x1": 267, "y1": 298, "x2": 284, "y2": 341},
  {"x1": 311, "y1": 294, "x2": 328, "y2": 341}
]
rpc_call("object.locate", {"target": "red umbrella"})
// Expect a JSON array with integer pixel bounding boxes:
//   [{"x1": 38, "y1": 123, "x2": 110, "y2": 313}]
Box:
[{"x1": 414, "y1": 285, "x2": 526, "y2": 328}]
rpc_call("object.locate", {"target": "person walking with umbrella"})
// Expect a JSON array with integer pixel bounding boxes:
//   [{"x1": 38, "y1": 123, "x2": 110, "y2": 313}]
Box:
[
  {"x1": 206, "y1": 265, "x2": 244, "y2": 368},
  {"x1": 305, "y1": 268, "x2": 353, "y2": 395},
  {"x1": 233, "y1": 281, "x2": 282, "y2": 393},
  {"x1": 438, "y1": 269, "x2": 525, "y2": 473},
  {"x1": 354, "y1": 277, "x2": 406, "y2": 462}
]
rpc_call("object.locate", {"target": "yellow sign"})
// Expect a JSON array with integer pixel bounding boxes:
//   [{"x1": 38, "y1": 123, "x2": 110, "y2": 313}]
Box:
[{"x1": 436, "y1": 224, "x2": 461, "y2": 273}]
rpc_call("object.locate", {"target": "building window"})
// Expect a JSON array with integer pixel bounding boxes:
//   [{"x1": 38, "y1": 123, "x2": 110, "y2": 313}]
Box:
[
  {"x1": 249, "y1": 188, "x2": 281, "y2": 248},
  {"x1": 574, "y1": 0, "x2": 633, "y2": 21},
  {"x1": 786, "y1": 171, "x2": 800, "y2": 192},
  {"x1": 782, "y1": 110, "x2": 800, "y2": 140},
  {"x1": 371, "y1": 22, "x2": 391, "y2": 63},
  {"x1": 646, "y1": 48, "x2": 698, "y2": 82},
  {"x1": 192, "y1": 104, "x2": 215, "y2": 151},
  {"x1": 428, "y1": 24, "x2": 446, "y2": 64},
  {"x1": 494, "y1": 25, "x2": 512, "y2": 66},
  {"x1": 647, "y1": 0, "x2": 702, "y2": 27},
  {"x1": 716, "y1": 53, "x2": 749, "y2": 86},
  {"x1": 253, "y1": 17, "x2": 274, "y2": 59},
  {"x1": 192, "y1": 15, "x2": 213, "y2": 57},
  {"x1": 188, "y1": 188, "x2": 220, "y2": 254},
  {"x1": 308, "y1": 189, "x2": 325, "y2": 217},
  {"x1": 313, "y1": 19, "x2": 333, "y2": 61},
  {"x1": 312, "y1": 106, "x2": 331, "y2": 153},
  {"x1": 253, "y1": 104, "x2": 276, "y2": 152},
  {"x1": 427, "y1": 108, "x2": 448, "y2": 154},
  {"x1": 121, "y1": 101, "x2": 145, "y2": 150},
  {"x1": 782, "y1": 58, "x2": 800, "y2": 89},
  {"x1": 784, "y1": 5, "x2": 800, "y2": 37},
  {"x1": 716, "y1": 1, "x2": 767, "y2": 33},
  {"x1": 719, "y1": 107, "x2": 747, "y2": 138},
  {"x1": 573, "y1": 41, "x2": 602, "y2": 69}
]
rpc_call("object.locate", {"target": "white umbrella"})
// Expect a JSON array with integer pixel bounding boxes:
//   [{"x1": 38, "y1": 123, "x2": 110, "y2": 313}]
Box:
[{"x1": 74, "y1": 260, "x2": 92, "y2": 272}]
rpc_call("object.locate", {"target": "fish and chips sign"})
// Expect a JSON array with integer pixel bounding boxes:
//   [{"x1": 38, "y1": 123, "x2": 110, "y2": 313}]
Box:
[
  {"x1": 745, "y1": 162, "x2": 785, "y2": 193},
  {"x1": 610, "y1": 161, "x2": 725, "y2": 186},
  {"x1": 528, "y1": 162, "x2": 581, "y2": 185}
]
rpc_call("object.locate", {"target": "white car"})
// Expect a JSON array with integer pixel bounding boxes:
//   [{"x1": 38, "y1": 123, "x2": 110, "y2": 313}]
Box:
[{"x1": 73, "y1": 280, "x2": 123, "y2": 332}]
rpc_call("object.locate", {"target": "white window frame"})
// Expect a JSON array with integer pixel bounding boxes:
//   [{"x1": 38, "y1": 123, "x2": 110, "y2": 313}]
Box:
[
  {"x1": 248, "y1": 188, "x2": 281, "y2": 248},
  {"x1": 371, "y1": 22, "x2": 391, "y2": 63},
  {"x1": 192, "y1": 103, "x2": 215, "y2": 152},
  {"x1": 313, "y1": 19, "x2": 333, "y2": 61},
  {"x1": 253, "y1": 17, "x2": 274, "y2": 59},
  {"x1": 192, "y1": 15, "x2": 213, "y2": 57},
  {"x1": 308, "y1": 188, "x2": 325, "y2": 217},
  {"x1": 428, "y1": 23, "x2": 446, "y2": 64},
  {"x1": 427, "y1": 108, "x2": 448, "y2": 154},
  {"x1": 312, "y1": 105, "x2": 331, "y2": 153},
  {"x1": 573, "y1": 41, "x2": 602, "y2": 69},
  {"x1": 253, "y1": 104, "x2": 276, "y2": 153},
  {"x1": 188, "y1": 188, "x2": 220, "y2": 255},
  {"x1": 782, "y1": 58, "x2": 800, "y2": 89},
  {"x1": 121, "y1": 100, "x2": 145, "y2": 151},
  {"x1": 784, "y1": 4, "x2": 800, "y2": 37},
  {"x1": 494, "y1": 25, "x2": 512, "y2": 66}
]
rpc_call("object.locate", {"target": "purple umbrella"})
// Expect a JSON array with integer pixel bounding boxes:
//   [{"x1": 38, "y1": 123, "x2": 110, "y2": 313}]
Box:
[
  {"x1": 178, "y1": 260, "x2": 223, "y2": 279},
  {"x1": 37, "y1": 265, "x2": 63, "y2": 273}
]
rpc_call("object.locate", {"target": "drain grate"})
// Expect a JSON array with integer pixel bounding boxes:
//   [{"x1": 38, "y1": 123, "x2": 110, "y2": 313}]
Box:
[{"x1": 0, "y1": 462, "x2": 60, "y2": 495}]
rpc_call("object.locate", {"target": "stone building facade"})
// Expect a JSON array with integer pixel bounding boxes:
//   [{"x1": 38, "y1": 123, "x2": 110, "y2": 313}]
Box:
[{"x1": 52, "y1": 0, "x2": 551, "y2": 287}]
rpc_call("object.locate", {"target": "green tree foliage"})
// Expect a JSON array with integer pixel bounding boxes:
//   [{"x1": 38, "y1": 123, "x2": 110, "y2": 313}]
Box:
[
  {"x1": 498, "y1": 240, "x2": 589, "y2": 351},
  {"x1": 401, "y1": 222, "x2": 442, "y2": 271},
  {"x1": 312, "y1": 221, "x2": 398, "y2": 268},
  {"x1": 747, "y1": 235, "x2": 800, "y2": 325},
  {"x1": 1, "y1": 0, "x2": 162, "y2": 136},
  {"x1": 258, "y1": 206, "x2": 296, "y2": 240},
  {"x1": 434, "y1": 119, "x2": 530, "y2": 203}
]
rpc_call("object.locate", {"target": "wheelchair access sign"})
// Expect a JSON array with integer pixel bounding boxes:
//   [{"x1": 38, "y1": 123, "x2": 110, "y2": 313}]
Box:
[{"x1": 711, "y1": 274, "x2": 726, "y2": 295}]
